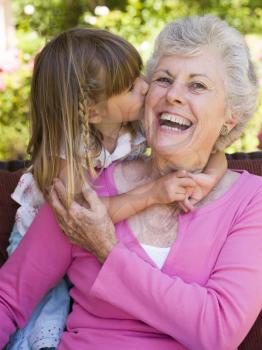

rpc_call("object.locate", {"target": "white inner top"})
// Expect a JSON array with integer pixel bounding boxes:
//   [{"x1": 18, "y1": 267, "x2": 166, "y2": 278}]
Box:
[{"x1": 141, "y1": 243, "x2": 171, "y2": 269}]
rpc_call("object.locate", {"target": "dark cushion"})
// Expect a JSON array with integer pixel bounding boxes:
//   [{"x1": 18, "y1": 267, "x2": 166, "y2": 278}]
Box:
[
  {"x1": 228, "y1": 158, "x2": 262, "y2": 176},
  {"x1": 239, "y1": 312, "x2": 262, "y2": 350},
  {"x1": 0, "y1": 169, "x2": 24, "y2": 266}
]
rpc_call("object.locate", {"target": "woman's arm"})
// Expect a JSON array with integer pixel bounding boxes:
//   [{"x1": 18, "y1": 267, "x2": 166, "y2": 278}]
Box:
[
  {"x1": 88, "y1": 185, "x2": 262, "y2": 350},
  {"x1": 49, "y1": 173, "x2": 262, "y2": 349},
  {"x1": 0, "y1": 204, "x2": 72, "y2": 347}
]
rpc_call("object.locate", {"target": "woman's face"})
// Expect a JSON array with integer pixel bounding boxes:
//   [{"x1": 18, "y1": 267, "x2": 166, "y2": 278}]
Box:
[{"x1": 145, "y1": 50, "x2": 235, "y2": 170}]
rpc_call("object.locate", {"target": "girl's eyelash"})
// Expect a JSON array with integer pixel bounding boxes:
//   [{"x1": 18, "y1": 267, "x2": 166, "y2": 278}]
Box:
[{"x1": 128, "y1": 83, "x2": 135, "y2": 91}]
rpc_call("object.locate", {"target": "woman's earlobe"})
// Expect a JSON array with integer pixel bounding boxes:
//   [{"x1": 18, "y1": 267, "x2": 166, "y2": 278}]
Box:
[
  {"x1": 225, "y1": 112, "x2": 238, "y2": 132},
  {"x1": 220, "y1": 125, "x2": 229, "y2": 136}
]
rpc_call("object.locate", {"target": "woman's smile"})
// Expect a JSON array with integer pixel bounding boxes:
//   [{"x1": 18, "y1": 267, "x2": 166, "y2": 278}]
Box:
[
  {"x1": 159, "y1": 111, "x2": 193, "y2": 131},
  {"x1": 158, "y1": 111, "x2": 193, "y2": 134}
]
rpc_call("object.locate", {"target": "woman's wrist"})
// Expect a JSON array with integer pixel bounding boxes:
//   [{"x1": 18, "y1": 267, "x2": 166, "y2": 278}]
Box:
[{"x1": 96, "y1": 238, "x2": 118, "y2": 263}]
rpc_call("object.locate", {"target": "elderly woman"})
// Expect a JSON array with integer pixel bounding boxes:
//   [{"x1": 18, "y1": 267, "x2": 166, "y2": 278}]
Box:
[{"x1": 0, "y1": 15, "x2": 261, "y2": 350}]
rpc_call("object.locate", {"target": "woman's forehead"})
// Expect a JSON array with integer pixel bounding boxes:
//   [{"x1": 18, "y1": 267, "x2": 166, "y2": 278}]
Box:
[{"x1": 154, "y1": 51, "x2": 225, "y2": 80}]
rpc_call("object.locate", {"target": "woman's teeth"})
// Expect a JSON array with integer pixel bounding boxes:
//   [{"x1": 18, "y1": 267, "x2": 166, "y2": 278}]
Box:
[{"x1": 159, "y1": 113, "x2": 192, "y2": 131}]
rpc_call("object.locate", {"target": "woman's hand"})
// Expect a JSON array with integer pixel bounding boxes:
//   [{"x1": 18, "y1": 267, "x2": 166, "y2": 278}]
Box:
[{"x1": 49, "y1": 179, "x2": 117, "y2": 263}]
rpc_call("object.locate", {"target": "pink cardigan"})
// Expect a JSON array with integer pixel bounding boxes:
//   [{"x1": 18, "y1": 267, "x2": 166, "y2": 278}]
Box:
[{"x1": 0, "y1": 167, "x2": 262, "y2": 350}]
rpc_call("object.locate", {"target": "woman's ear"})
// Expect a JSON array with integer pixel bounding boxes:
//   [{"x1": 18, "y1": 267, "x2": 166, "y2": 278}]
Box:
[
  {"x1": 87, "y1": 106, "x2": 102, "y2": 124},
  {"x1": 224, "y1": 111, "x2": 238, "y2": 132}
]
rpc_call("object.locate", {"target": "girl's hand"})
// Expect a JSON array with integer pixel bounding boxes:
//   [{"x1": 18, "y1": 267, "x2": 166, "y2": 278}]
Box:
[
  {"x1": 152, "y1": 170, "x2": 197, "y2": 206},
  {"x1": 179, "y1": 172, "x2": 220, "y2": 211},
  {"x1": 187, "y1": 172, "x2": 218, "y2": 204},
  {"x1": 49, "y1": 179, "x2": 117, "y2": 263}
]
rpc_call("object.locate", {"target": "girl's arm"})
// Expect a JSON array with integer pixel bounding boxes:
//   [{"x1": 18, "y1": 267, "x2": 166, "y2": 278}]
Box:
[
  {"x1": 57, "y1": 153, "x2": 226, "y2": 226},
  {"x1": 105, "y1": 152, "x2": 227, "y2": 221},
  {"x1": 205, "y1": 151, "x2": 227, "y2": 176},
  {"x1": 101, "y1": 171, "x2": 196, "y2": 223},
  {"x1": 49, "y1": 174, "x2": 195, "y2": 253},
  {"x1": 57, "y1": 161, "x2": 196, "y2": 225}
]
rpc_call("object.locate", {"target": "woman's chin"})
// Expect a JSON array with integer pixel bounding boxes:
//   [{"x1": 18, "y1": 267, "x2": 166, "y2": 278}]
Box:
[
  {"x1": 152, "y1": 124, "x2": 195, "y2": 154},
  {"x1": 150, "y1": 125, "x2": 211, "y2": 171}
]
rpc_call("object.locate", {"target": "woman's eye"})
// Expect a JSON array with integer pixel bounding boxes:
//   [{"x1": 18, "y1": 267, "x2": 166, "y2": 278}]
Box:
[
  {"x1": 154, "y1": 77, "x2": 173, "y2": 84},
  {"x1": 190, "y1": 82, "x2": 207, "y2": 92}
]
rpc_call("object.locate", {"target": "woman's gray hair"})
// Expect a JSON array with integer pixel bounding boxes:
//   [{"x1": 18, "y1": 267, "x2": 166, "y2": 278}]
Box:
[{"x1": 147, "y1": 15, "x2": 259, "y2": 150}]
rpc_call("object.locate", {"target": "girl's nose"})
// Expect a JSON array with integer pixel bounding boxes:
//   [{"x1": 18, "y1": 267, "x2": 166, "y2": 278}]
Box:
[{"x1": 140, "y1": 75, "x2": 149, "y2": 95}]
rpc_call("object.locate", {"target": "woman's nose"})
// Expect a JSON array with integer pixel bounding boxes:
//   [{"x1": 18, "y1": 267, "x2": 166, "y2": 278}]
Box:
[{"x1": 166, "y1": 83, "x2": 185, "y2": 105}]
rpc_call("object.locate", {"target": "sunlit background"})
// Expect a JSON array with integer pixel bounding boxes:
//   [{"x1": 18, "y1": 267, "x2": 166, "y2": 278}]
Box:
[{"x1": 0, "y1": 0, "x2": 262, "y2": 160}]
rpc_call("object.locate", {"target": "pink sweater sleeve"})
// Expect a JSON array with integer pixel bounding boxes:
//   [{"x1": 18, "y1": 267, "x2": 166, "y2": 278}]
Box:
[
  {"x1": 0, "y1": 203, "x2": 72, "y2": 347},
  {"x1": 91, "y1": 187, "x2": 262, "y2": 350}
]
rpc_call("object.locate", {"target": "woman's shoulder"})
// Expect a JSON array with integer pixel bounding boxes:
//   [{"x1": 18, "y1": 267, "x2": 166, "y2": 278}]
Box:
[
  {"x1": 191, "y1": 170, "x2": 262, "y2": 217},
  {"x1": 240, "y1": 170, "x2": 262, "y2": 200},
  {"x1": 220, "y1": 169, "x2": 262, "y2": 205},
  {"x1": 235, "y1": 169, "x2": 262, "y2": 189}
]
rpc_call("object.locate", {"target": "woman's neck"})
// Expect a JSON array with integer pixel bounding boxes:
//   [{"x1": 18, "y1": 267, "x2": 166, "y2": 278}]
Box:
[{"x1": 149, "y1": 155, "x2": 204, "y2": 179}]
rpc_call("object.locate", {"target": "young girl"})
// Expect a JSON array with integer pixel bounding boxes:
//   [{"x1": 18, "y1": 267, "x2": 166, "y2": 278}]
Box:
[{"x1": 6, "y1": 28, "x2": 226, "y2": 349}]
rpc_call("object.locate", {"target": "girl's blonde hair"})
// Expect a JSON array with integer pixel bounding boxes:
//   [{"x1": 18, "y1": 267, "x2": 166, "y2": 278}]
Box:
[{"x1": 27, "y1": 28, "x2": 142, "y2": 204}]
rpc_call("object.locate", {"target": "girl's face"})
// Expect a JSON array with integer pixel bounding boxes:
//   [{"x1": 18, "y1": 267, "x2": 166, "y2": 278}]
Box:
[
  {"x1": 145, "y1": 50, "x2": 236, "y2": 170},
  {"x1": 90, "y1": 75, "x2": 149, "y2": 127}
]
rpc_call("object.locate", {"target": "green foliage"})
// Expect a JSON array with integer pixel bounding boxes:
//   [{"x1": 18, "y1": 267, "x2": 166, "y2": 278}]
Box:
[
  {"x1": 80, "y1": 0, "x2": 201, "y2": 61},
  {"x1": 0, "y1": 63, "x2": 31, "y2": 160},
  {"x1": 12, "y1": 0, "x2": 90, "y2": 38},
  {"x1": 1, "y1": 0, "x2": 262, "y2": 159}
]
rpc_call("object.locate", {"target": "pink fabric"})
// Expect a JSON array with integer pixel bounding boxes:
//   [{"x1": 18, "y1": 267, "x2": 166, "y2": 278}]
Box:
[{"x1": 0, "y1": 168, "x2": 262, "y2": 350}]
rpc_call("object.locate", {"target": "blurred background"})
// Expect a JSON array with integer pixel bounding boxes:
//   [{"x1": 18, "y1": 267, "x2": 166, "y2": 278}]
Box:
[{"x1": 0, "y1": 0, "x2": 262, "y2": 160}]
